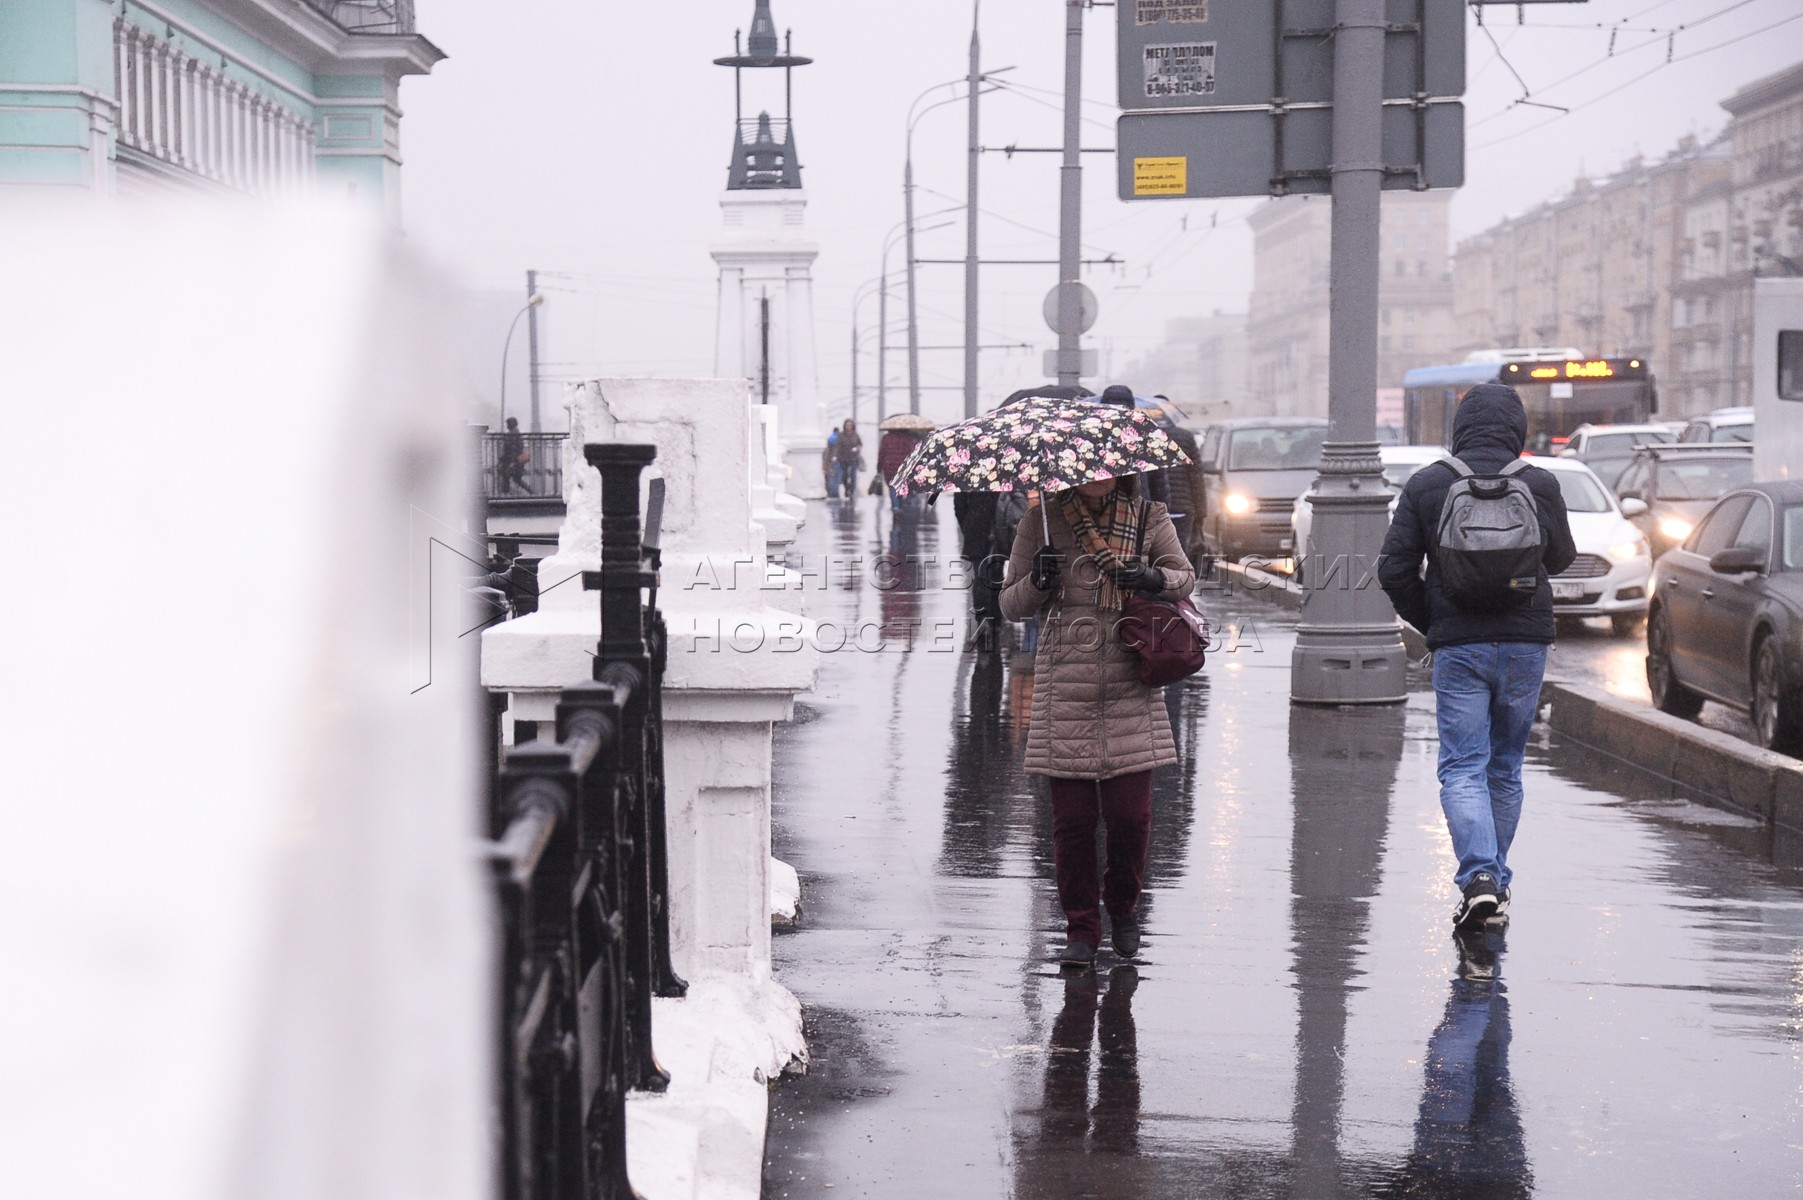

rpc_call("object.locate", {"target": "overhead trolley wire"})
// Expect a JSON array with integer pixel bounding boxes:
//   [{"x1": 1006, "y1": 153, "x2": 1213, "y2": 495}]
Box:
[
  {"x1": 1467, "y1": 0, "x2": 1776, "y2": 130},
  {"x1": 1472, "y1": 6, "x2": 1803, "y2": 150}
]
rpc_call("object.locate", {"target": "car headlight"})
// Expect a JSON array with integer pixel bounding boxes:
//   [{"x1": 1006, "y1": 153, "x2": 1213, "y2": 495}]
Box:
[
  {"x1": 1658, "y1": 517, "x2": 1693, "y2": 542},
  {"x1": 1606, "y1": 537, "x2": 1650, "y2": 562},
  {"x1": 1223, "y1": 492, "x2": 1257, "y2": 516}
]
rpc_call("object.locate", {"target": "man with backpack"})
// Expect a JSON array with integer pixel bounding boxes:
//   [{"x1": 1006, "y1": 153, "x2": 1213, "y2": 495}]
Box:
[{"x1": 1378, "y1": 384, "x2": 1576, "y2": 931}]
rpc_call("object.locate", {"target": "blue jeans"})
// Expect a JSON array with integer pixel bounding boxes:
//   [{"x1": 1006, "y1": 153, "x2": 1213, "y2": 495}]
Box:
[{"x1": 1431, "y1": 642, "x2": 1548, "y2": 891}]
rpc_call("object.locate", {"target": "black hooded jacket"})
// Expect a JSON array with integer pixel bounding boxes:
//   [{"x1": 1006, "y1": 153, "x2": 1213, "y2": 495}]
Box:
[{"x1": 1377, "y1": 384, "x2": 1577, "y2": 649}]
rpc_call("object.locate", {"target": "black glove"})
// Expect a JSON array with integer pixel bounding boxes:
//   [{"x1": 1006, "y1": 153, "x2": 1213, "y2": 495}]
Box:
[
  {"x1": 1031, "y1": 546, "x2": 1064, "y2": 591},
  {"x1": 1110, "y1": 559, "x2": 1166, "y2": 593}
]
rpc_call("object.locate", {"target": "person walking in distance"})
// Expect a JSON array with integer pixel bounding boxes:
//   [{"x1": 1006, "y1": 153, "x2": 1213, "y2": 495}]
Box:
[
  {"x1": 822, "y1": 426, "x2": 840, "y2": 498},
  {"x1": 876, "y1": 427, "x2": 925, "y2": 516},
  {"x1": 1378, "y1": 384, "x2": 1576, "y2": 931},
  {"x1": 1000, "y1": 473, "x2": 1197, "y2": 967},
  {"x1": 832, "y1": 419, "x2": 864, "y2": 499},
  {"x1": 498, "y1": 417, "x2": 528, "y2": 495}
]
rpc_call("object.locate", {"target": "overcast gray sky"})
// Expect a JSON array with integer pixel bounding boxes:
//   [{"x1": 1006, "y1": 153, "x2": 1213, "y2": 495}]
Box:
[{"x1": 401, "y1": 0, "x2": 1803, "y2": 427}]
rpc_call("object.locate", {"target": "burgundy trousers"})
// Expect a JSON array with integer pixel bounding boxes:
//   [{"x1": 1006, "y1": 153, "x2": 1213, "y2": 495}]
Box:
[{"x1": 1048, "y1": 771, "x2": 1153, "y2": 946}]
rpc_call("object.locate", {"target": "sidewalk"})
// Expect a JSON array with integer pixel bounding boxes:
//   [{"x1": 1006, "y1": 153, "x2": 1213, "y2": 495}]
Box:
[{"x1": 764, "y1": 499, "x2": 1803, "y2": 1198}]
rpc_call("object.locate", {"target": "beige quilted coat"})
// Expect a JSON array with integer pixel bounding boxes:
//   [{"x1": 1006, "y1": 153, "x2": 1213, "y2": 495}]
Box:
[{"x1": 1000, "y1": 498, "x2": 1197, "y2": 780}]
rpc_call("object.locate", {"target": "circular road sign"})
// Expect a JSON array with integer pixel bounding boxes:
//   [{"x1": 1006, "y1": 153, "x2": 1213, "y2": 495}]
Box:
[{"x1": 1042, "y1": 281, "x2": 1098, "y2": 336}]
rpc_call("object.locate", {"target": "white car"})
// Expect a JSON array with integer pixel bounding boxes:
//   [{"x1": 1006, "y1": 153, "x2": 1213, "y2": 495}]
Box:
[
  {"x1": 1291, "y1": 453, "x2": 1653, "y2": 636},
  {"x1": 1558, "y1": 422, "x2": 1675, "y2": 488},
  {"x1": 1289, "y1": 446, "x2": 1448, "y2": 583},
  {"x1": 1536, "y1": 456, "x2": 1653, "y2": 635}
]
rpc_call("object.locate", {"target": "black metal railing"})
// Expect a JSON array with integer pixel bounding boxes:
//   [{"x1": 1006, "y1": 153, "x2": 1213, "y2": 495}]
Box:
[
  {"x1": 487, "y1": 443, "x2": 684, "y2": 1200},
  {"x1": 483, "y1": 432, "x2": 569, "y2": 502},
  {"x1": 302, "y1": 0, "x2": 416, "y2": 34}
]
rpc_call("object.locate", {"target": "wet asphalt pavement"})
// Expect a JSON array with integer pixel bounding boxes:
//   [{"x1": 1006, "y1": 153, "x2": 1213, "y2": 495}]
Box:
[{"x1": 764, "y1": 496, "x2": 1803, "y2": 1199}]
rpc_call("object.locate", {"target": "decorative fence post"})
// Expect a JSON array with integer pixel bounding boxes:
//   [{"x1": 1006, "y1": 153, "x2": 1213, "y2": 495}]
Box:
[
  {"x1": 583, "y1": 443, "x2": 674, "y2": 1092},
  {"x1": 490, "y1": 440, "x2": 675, "y2": 1200}
]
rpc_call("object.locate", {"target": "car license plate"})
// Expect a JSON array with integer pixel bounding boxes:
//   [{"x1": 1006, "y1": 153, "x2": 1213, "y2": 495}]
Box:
[{"x1": 1552, "y1": 581, "x2": 1585, "y2": 601}]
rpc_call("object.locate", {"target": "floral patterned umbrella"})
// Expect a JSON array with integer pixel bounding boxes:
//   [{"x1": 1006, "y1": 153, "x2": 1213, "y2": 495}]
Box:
[{"x1": 891, "y1": 395, "x2": 1192, "y2": 498}]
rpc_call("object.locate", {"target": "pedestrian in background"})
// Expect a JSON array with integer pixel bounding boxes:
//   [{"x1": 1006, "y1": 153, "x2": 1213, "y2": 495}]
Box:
[
  {"x1": 822, "y1": 426, "x2": 840, "y2": 498},
  {"x1": 1099, "y1": 385, "x2": 1170, "y2": 506},
  {"x1": 1377, "y1": 384, "x2": 1576, "y2": 931},
  {"x1": 876, "y1": 427, "x2": 924, "y2": 515},
  {"x1": 1001, "y1": 473, "x2": 1197, "y2": 968},
  {"x1": 498, "y1": 417, "x2": 528, "y2": 495},
  {"x1": 832, "y1": 419, "x2": 863, "y2": 498}
]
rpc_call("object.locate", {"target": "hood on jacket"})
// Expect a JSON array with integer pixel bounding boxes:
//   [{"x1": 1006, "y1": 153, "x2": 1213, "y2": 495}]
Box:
[{"x1": 1450, "y1": 383, "x2": 1528, "y2": 469}]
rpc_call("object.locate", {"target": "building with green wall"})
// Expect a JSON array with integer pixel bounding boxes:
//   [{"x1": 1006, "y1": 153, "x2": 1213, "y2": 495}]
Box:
[{"x1": 0, "y1": 0, "x2": 442, "y2": 219}]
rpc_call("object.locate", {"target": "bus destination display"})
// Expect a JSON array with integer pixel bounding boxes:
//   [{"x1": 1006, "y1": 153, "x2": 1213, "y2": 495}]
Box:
[{"x1": 1501, "y1": 357, "x2": 1648, "y2": 383}]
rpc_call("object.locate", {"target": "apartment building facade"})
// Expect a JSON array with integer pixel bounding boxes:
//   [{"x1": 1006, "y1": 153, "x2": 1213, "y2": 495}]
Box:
[
  {"x1": 1246, "y1": 189, "x2": 1455, "y2": 418},
  {"x1": 1452, "y1": 61, "x2": 1803, "y2": 418}
]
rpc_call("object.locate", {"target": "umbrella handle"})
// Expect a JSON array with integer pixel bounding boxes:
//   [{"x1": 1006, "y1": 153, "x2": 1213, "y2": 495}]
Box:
[{"x1": 1039, "y1": 448, "x2": 1051, "y2": 542}]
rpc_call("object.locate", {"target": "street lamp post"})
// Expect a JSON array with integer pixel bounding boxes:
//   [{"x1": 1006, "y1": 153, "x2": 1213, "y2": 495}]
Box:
[
  {"x1": 499, "y1": 291, "x2": 545, "y2": 429},
  {"x1": 904, "y1": 71, "x2": 1007, "y2": 418},
  {"x1": 1055, "y1": 0, "x2": 1083, "y2": 388},
  {"x1": 964, "y1": 4, "x2": 982, "y2": 419},
  {"x1": 864, "y1": 217, "x2": 952, "y2": 428},
  {"x1": 850, "y1": 277, "x2": 884, "y2": 426}
]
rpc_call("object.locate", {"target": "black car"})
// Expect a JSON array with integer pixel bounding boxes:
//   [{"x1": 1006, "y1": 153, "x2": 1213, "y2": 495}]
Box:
[
  {"x1": 1646, "y1": 481, "x2": 1803, "y2": 755},
  {"x1": 1613, "y1": 444, "x2": 1755, "y2": 560},
  {"x1": 1192, "y1": 416, "x2": 1328, "y2": 566}
]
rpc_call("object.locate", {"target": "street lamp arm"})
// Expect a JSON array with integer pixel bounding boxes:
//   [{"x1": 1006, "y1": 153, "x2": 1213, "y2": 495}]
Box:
[
  {"x1": 498, "y1": 292, "x2": 545, "y2": 428},
  {"x1": 905, "y1": 67, "x2": 1014, "y2": 130}
]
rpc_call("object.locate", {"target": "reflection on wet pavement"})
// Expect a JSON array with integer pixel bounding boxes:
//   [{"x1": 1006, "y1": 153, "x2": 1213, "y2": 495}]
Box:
[
  {"x1": 764, "y1": 499, "x2": 1803, "y2": 1199},
  {"x1": 1378, "y1": 928, "x2": 1529, "y2": 1199}
]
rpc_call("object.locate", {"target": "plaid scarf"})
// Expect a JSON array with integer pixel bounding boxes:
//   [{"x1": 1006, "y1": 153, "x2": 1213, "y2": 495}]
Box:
[{"x1": 1057, "y1": 489, "x2": 1145, "y2": 611}]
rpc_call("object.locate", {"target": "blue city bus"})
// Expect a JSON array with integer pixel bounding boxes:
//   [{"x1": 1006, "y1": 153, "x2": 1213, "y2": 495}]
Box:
[{"x1": 1403, "y1": 353, "x2": 1658, "y2": 451}]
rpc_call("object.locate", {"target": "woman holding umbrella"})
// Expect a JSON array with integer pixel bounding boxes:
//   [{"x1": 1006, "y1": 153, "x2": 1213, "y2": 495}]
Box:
[
  {"x1": 894, "y1": 394, "x2": 1197, "y2": 968},
  {"x1": 1002, "y1": 472, "x2": 1195, "y2": 967}
]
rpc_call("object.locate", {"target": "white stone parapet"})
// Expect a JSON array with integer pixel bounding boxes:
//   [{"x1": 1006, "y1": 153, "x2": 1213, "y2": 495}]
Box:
[
  {"x1": 2, "y1": 203, "x2": 488, "y2": 1200},
  {"x1": 749, "y1": 401, "x2": 801, "y2": 548},
  {"x1": 481, "y1": 376, "x2": 821, "y2": 1200}
]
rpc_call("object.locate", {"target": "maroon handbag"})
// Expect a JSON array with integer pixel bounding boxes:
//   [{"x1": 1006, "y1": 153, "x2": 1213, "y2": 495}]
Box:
[
  {"x1": 1119, "y1": 592, "x2": 1209, "y2": 686},
  {"x1": 1117, "y1": 508, "x2": 1209, "y2": 686}
]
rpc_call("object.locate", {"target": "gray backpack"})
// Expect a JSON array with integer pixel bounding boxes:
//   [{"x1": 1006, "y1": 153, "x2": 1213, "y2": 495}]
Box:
[{"x1": 1435, "y1": 457, "x2": 1544, "y2": 611}]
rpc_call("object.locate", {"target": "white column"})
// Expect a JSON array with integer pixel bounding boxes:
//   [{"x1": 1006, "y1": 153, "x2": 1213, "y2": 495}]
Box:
[
  {"x1": 273, "y1": 111, "x2": 288, "y2": 195},
  {"x1": 112, "y1": 24, "x2": 129, "y2": 150},
  {"x1": 144, "y1": 40, "x2": 163, "y2": 159},
  {"x1": 158, "y1": 42, "x2": 175, "y2": 163},
  {"x1": 142, "y1": 35, "x2": 157, "y2": 154},
  {"x1": 249, "y1": 96, "x2": 264, "y2": 194},
  {"x1": 202, "y1": 70, "x2": 218, "y2": 182},
  {"x1": 714, "y1": 265, "x2": 745, "y2": 379},
  {"x1": 785, "y1": 264, "x2": 821, "y2": 443},
  {"x1": 231, "y1": 85, "x2": 246, "y2": 190},
  {"x1": 483, "y1": 378, "x2": 818, "y2": 1067},
  {"x1": 179, "y1": 58, "x2": 197, "y2": 171},
  {"x1": 169, "y1": 51, "x2": 184, "y2": 168}
]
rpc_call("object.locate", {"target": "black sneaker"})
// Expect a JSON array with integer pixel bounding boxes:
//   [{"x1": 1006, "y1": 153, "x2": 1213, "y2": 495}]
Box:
[
  {"x1": 1112, "y1": 919, "x2": 1141, "y2": 959},
  {"x1": 1059, "y1": 940, "x2": 1097, "y2": 969},
  {"x1": 1452, "y1": 872, "x2": 1500, "y2": 930},
  {"x1": 1485, "y1": 886, "x2": 1512, "y2": 927}
]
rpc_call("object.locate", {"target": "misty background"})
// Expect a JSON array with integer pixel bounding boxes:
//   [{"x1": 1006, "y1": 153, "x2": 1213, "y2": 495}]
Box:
[{"x1": 398, "y1": 0, "x2": 1803, "y2": 430}]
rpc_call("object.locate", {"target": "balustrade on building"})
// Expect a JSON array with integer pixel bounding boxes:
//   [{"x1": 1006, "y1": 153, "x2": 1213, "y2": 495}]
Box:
[{"x1": 112, "y1": 19, "x2": 316, "y2": 196}]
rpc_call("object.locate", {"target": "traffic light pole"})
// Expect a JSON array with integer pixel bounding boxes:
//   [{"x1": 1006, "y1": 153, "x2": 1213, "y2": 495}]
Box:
[{"x1": 1290, "y1": 0, "x2": 1407, "y2": 705}]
